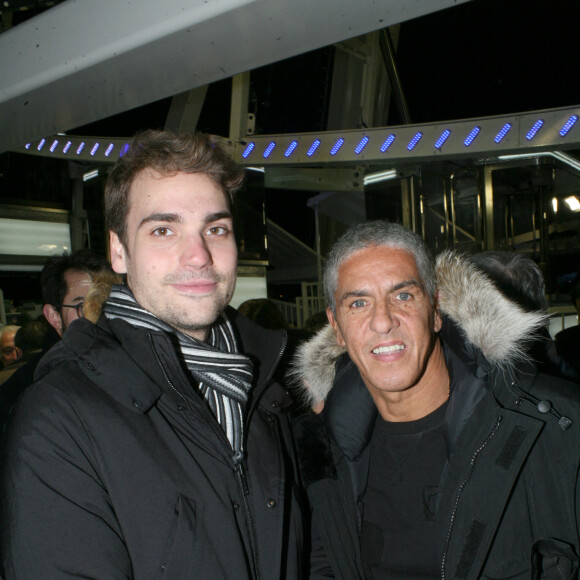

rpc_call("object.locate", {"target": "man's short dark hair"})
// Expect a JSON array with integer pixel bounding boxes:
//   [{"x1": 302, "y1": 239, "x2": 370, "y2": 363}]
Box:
[
  {"x1": 14, "y1": 320, "x2": 49, "y2": 353},
  {"x1": 40, "y1": 249, "x2": 112, "y2": 310},
  {"x1": 104, "y1": 130, "x2": 245, "y2": 247},
  {"x1": 323, "y1": 220, "x2": 436, "y2": 313},
  {"x1": 469, "y1": 251, "x2": 547, "y2": 312}
]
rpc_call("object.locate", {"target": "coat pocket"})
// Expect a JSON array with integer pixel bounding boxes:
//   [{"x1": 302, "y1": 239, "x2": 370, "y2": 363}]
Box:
[
  {"x1": 531, "y1": 538, "x2": 579, "y2": 580},
  {"x1": 155, "y1": 494, "x2": 197, "y2": 580}
]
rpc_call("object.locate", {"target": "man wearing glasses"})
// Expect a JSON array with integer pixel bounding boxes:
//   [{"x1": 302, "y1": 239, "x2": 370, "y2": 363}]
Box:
[
  {"x1": 0, "y1": 250, "x2": 112, "y2": 429},
  {"x1": 41, "y1": 249, "x2": 113, "y2": 338}
]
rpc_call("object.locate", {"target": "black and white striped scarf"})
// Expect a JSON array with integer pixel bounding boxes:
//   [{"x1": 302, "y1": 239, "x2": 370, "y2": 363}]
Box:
[{"x1": 104, "y1": 284, "x2": 253, "y2": 458}]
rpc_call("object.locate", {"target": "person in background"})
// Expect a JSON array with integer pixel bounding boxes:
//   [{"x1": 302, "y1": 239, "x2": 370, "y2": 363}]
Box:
[
  {"x1": 0, "y1": 326, "x2": 21, "y2": 370},
  {"x1": 0, "y1": 321, "x2": 46, "y2": 386},
  {"x1": 292, "y1": 220, "x2": 580, "y2": 579},
  {"x1": 468, "y1": 251, "x2": 578, "y2": 383},
  {"x1": 1, "y1": 130, "x2": 306, "y2": 579},
  {"x1": 0, "y1": 250, "x2": 114, "y2": 431}
]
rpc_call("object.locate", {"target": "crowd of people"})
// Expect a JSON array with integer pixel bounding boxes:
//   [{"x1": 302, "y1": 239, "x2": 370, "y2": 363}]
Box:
[{"x1": 0, "y1": 129, "x2": 579, "y2": 579}]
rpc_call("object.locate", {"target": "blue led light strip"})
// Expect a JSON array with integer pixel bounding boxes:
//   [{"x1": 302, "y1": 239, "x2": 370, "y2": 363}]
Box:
[
  {"x1": 355, "y1": 136, "x2": 369, "y2": 154},
  {"x1": 37, "y1": 139, "x2": 46, "y2": 151},
  {"x1": 380, "y1": 134, "x2": 396, "y2": 152},
  {"x1": 560, "y1": 115, "x2": 578, "y2": 137},
  {"x1": 494, "y1": 123, "x2": 512, "y2": 143},
  {"x1": 76, "y1": 142, "x2": 85, "y2": 155},
  {"x1": 263, "y1": 142, "x2": 276, "y2": 158},
  {"x1": 307, "y1": 140, "x2": 321, "y2": 157},
  {"x1": 105, "y1": 144, "x2": 115, "y2": 157},
  {"x1": 464, "y1": 126, "x2": 481, "y2": 147},
  {"x1": 526, "y1": 119, "x2": 544, "y2": 140},
  {"x1": 242, "y1": 143, "x2": 255, "y2": 159},
  {"x1": 285, "y1": 141, "x2": 298, "y2": 157},
  {"x1": 90, "y1": 143, "x2": 100, "y2": 156},
  {"x1": 120, "y1": 144, "x2": 130, "y2": 157},
  {"x1": 434, "y1": 130, "x2": 451, "y2": 150},
  {"x1": 330, "y1": 138, "x2": 345, "y2": 156},
  {"x1": 407, "y1": 132, "x2": 423, "y2": 151},
  {"x1": 50, "y1": 140, "x2": 59, "y2": 153},
  {"x1": 63, "y1": 141, "x2": 72, "y2": 153}
]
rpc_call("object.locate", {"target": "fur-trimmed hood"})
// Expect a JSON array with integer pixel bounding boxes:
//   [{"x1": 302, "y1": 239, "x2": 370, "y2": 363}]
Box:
[{"x1": 291, "y1": 250, "x2": 549, "y2": 407}]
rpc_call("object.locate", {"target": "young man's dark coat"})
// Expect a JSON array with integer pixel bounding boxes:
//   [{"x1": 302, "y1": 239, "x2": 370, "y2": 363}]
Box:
[{"x1": 1, "y1": 294, "x2": 306, "y2": 579}]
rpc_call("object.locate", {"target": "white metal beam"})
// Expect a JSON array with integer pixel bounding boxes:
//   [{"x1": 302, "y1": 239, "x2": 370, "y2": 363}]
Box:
[{"x1": 0, "y1": 0, "x2": 472, "y2": 153}]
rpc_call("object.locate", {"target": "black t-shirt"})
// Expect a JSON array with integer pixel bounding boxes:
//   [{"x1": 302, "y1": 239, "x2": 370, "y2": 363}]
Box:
[{"x1": 361, "y1": 401, "x2": 448, "y2": 579}]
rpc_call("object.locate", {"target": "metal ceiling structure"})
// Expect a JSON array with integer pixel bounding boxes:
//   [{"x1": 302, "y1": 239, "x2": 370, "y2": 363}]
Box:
[{"x1": 0, "y1": 0, "x2": 471, "y2": 154}]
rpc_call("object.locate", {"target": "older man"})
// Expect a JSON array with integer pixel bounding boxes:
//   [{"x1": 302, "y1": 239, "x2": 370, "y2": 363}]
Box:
[
  {"x1": 0, "y1": 325, "x2": 21, "y2": 370},
  {"x1": 293, "y1": 220, "x2": 580, "y2": 579},
  {"x1": 1, "y1": 130, "x2": 305, "y2": 579}
]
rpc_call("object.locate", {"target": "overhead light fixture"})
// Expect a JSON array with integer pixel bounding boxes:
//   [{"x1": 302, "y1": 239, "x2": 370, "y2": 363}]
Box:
[
  {"x1": 82, "y1": 169, "x2": 99, "y2": 182},
  {"x1": 565, "y1": 196, "x2": 580, "y2": 212},
  {"x1": 364, "y1": 169, "x2": 398, "y2": 185},
  {"x1": 245, "y1": 166, "x2": 265, "y2": 173}
]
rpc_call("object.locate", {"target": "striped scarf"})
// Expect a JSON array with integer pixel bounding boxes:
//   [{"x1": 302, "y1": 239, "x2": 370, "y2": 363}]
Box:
[{"x1": 104, "y1": 284, "x2": 253, "y2": 458}]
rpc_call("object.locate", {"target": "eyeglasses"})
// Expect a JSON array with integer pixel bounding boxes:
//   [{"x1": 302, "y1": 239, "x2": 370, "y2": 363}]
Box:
[{"x1": 61, "y1": 302, "x2": 85, "y2": 318}]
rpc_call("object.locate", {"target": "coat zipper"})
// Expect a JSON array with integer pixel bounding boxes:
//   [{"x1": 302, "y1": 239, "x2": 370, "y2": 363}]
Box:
[
  {"x1": 147, "y1": 334, "x2": 263, "y2": 579},
  {"x1": 440, "y1": 414, "x2": 503, "y2": 580}
]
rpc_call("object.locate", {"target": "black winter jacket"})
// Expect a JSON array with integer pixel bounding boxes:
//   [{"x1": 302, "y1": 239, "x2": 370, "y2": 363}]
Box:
[
  {"x1": 1, "y1": 307, "x2": 306, "y2": 579},
  {"x1": 292, "y1": 252, "x2": 580, "y2": 580}
]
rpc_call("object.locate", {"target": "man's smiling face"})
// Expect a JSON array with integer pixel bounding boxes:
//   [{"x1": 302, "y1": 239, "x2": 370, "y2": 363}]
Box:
[
  {"x1": 110, "y1": 169, "x2": 238, "y2": 342},
  {"x1": 327, "y1": 245, "x2": 443, "y2": 407}
]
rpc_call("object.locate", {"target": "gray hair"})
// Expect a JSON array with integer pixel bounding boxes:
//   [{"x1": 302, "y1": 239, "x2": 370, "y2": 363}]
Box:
[
  {"x1": 323, "y1": 220, "x2": 436, "y2": 312},
  {"x1": 468, "y1": 251, "x2": 547, "y2": 313}
]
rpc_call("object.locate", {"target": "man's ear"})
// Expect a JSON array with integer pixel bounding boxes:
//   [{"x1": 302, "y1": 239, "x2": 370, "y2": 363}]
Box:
[
  {"x1": 326, "y1": 307, "x2": 346, "y2": 347},
  {"x1": 43, "y1": 304, "x2": 63, "y2": 337},
  {"x1": 109, "y1": 231, "x2": 128, "y2": 274}
]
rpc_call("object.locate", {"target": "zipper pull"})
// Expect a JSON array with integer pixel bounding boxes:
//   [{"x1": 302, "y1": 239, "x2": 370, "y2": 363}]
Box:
[{"x1": 234, "y1": 458, "x2": 250, "y2": 496}]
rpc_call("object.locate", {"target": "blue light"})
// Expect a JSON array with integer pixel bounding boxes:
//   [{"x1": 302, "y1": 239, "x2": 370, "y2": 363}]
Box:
[
  {"x1": 49, "y1": 140, "x2": 59, "y2": 152},
  {"x1": 242, "y1": 143, "x2": 255, "y2": 159},
  {"x1": 494, "y1": 123, "x2": 512, "y2": 143},
  {"x1": 25, "y1": 143, "x2": 31, "y2": 150},
  {"x1": 407, "y1": 132, "x2": 423, "y2": 151},
  {"x1": 285, "y1": 141, "x2": 298, "y2": 157},
  {"x1": 330, "y1": 138, "x2": 345, "y2": 156},
  {"x1": 76, "y1": 142, "x2": 85, "y2": 155},
  {"x1": 354, "y1": 136, "x2": 370, "y2": 154},
  {"x1": 307, "y1": 139, "x2": 321, "y2": 157},
  {"x1": 463, "y1": 126, "x2": 481, "y2": 147},
  {"x1": 263, "y1": 142, "x2": 276, "y2": 158},
  {"x1": 90, "y1": 143, "x2": 100, "y2": 156},
  {"x1": 526, "y1": 119, "x2": 544, "y2": 140},
  {"x1": 120, "y1": 143, "x2": 130, "y2": 157},
  {"x1": 105, "y1": 143, "x2": 115, "y2": 157},
  {"x1": 559, "y1": 115, "x2": 578, "y2": 137},
  {"x1": 63, "y1": 141, "x2": 72, "y2": 153},
  {"x1": 380, "y1": 134, "x2": 396, "y2": 152},
  {"x1": 434, "y1": 129, "x2": 451, "y2": 150},
  {"x1": 37, "y1": 139, "x2": 46, "y2": 151}
]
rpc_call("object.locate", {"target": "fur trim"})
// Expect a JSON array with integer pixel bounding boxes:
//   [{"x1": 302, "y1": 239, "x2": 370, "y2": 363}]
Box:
[
  {"x1": 436, "y1": 250, "x2": 548, "y2": 366},
  {"x1": 83, "y1": 271, "x2": 123, "y2": 323},
  {"x1": 288, "y1": 325, "x2": 346, "y2": 408},
  {"x1": 291, "y1": 250, "x2": 549, "y2": 406}
]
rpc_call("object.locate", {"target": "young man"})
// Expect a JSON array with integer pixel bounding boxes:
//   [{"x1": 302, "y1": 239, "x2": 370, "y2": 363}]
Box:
[
  {"x1": 1, "y1": 131, "x2": 305, "y2": 579},
  {"x1": 293, "y1": 220, "x2": 580, "y2": 579}
]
